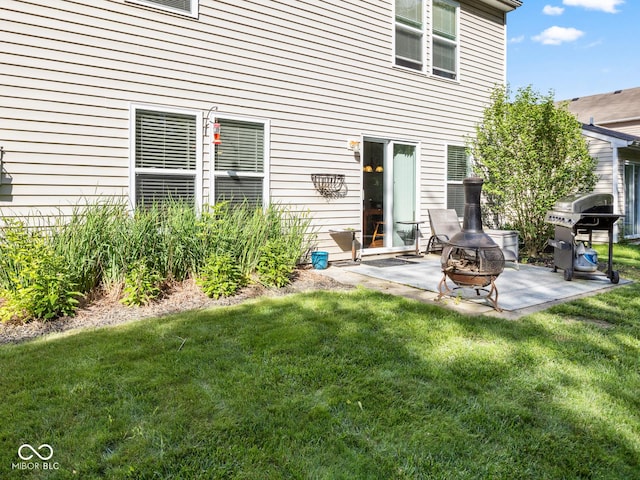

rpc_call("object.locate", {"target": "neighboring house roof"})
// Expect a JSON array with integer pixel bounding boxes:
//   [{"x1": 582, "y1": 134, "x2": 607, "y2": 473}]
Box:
[
  {"x1": 562, "y1": 87, "x2": 640, "y2": 125},
  {"x1": 582, "y1": 123, "x2": 640, "y2": 148}
]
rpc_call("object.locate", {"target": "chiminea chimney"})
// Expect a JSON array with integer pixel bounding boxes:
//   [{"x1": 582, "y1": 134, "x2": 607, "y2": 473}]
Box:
[{"x1": 447, "y1": 176, "x2": 499, "y2": 249}]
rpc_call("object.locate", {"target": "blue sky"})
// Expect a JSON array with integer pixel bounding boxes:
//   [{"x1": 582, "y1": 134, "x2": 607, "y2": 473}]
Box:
[{"x1": 506, "y1": 0, "x2": 639, "y2": 101}]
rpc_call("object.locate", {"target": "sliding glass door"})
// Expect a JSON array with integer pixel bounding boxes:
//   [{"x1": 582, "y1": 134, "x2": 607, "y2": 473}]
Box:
[
  {"x1": 625, "y1": 162, "x2": 640, "y2": 237},
  {"x1": 362, "y1": 140, "x2": 418, "y2": 250},
  {"x1": 392, "y1": 143, "x2": 417, "y2": 246}
]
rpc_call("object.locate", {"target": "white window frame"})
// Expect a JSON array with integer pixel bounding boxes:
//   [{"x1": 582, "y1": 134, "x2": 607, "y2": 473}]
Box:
[
  {"x1": 129, "y1": 103, "x2": 203, "y2": 210},
  {"x1": 393, "y1": 0, "x2": 460, "y2": 81},
  {"x1": 394, "y1": 0, "x2": 426, "y2": 71},
  {"x1": 127, "y1": 0, "x2": 199, "y2": 18},
  {"x1": 431, "y1": 0, "x2": 460, "y2": 80},
  {"x1": 210, "y1": 114, "x2": 270, "y2": 208},
  {"x1": 445, "y1": 143, "x2": 471, "y2": 216}
]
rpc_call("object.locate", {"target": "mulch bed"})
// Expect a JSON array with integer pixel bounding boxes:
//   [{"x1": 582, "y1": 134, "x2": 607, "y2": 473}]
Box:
[{"x1": 0, "y1": 268, "x2": 351, "y2": 346}]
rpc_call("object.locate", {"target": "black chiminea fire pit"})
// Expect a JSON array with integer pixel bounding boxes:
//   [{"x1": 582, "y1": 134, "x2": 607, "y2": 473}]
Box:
[{"x1": 437, "y1": 177, "x2": 505, "y2": 311}]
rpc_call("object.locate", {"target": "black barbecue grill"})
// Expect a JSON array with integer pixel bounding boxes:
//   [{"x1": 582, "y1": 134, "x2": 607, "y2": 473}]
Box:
[{"x1": 545, "y1": 192, "x2": 622, "y2": 283}]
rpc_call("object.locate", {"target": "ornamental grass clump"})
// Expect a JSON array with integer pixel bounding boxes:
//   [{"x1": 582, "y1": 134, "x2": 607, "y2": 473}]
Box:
[
  {"x1": 197, "y1": 201, "x2": 312, "y2": 279},
  {"x1": 51, "y1": 200, "x2": 130, "y2": 292},
  {"x1": 160, "y1": 202, "x2": 204, "y2": 281}
]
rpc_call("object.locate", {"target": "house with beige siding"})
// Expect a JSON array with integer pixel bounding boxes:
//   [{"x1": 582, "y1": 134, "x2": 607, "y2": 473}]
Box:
[
  {"x1": 1, "y1": 0, "x2": 521, "y2": 261},
  {"x1": 580, "y1": 124, "x2": 640, "y2": 241},
  {"x1": 563, "y1": 89, "x2": 640, "y2": 241}
]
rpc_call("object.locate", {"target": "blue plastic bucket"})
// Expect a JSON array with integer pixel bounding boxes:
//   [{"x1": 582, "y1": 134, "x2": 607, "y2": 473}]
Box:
[{"x1": 311, "y1": 251, "x2": 329, "y2": 270}]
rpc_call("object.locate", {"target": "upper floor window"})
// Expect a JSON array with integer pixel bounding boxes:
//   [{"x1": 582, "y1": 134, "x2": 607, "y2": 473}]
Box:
[
  {"x1": 395, "y1": 0, "x2": 424, "y2": 70},
  {"x1": 212, "y1": 117, "x2": 269, "y2": 208},
  {"x1": 432, "y1": 0, "x2": 459, "y2": 80},
  {"x1": 129, "y1": 0, "x2": 198, "y2": 17},
  {"x1": 130, "y1": 105, "x2": 202, "y2": 208},
  {"x1": 394, "y1": 0, "x2": 459, "y2": 80},
  {"x1": 446, "y1": 145, "x2": 471, "y2": 216}
]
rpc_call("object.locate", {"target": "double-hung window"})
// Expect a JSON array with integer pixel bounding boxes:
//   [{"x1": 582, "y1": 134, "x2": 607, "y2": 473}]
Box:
[
  {"x1": 212, "y1": 117, "x2": 269, "y2": 207},
  {"x1": 129, "y1": 0, "x2": 198, "y2": 17},
  {"x1": 432, "y1": 0, "x2": 459, "y2": 80},
  {"x1": 395, "y1": 0, "x2": 424, "y2": 70},
  {"x1": 394, "y1": 0, "x2": 459, "y2": 80},
  {"x1": 446, "y1": 145, "x2": 471, "y2": 217},
  {"x1": 130, "y1": 105, "x2": 202, "y2": 208}
]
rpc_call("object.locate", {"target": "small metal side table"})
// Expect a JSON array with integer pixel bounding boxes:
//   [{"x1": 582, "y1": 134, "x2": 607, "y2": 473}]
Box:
[{"x1": 396, "y1": 220, "x2": 426, "y2": 257}]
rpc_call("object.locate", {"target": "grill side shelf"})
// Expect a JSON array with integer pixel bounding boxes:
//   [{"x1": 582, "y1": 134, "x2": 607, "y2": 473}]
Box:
[{"x1": 547, "y1": 239, "x2": 571, "y2": 250}]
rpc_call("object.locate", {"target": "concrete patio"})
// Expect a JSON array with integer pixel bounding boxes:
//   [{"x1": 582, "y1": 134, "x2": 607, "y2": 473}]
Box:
[{"x1": 318, "y1": 254, "x2": 630, "y2": 319}]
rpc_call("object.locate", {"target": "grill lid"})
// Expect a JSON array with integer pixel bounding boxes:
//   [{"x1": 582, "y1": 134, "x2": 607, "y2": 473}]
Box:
[
  {"x1": 552, "y1": 193, "x2": 613, "y2": 214},
  {"x1": 545, "y1": 192, "x2": 617, "y2": 228}
]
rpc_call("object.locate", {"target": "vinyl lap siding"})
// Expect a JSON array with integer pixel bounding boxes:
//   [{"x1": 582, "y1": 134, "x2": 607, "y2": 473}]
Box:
[
  {"x1": 585, "y1": 135, "x2": 619, "y2": 242},
  {"x1": 2, "y1": 1, "x2": 146, "y2": 216},
  {"x1": 1, "y1": 0, "x2": 510, "y2": 258},
  {"x1": 587, "y1": 137, "x2": 615, "y2": 196},
  {"x1": 602, "y1": 122, "x2": 640, "y2": 137}
]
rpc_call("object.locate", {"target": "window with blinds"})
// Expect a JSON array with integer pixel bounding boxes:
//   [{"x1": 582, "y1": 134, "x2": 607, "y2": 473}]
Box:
[
  {"x1": 446, "y1": 145, "x2": 470, "y2": 217},
  {"x1": 213, "y1": 119, "x2": 266, "y2": 207},
  {"x1": 432, "y1": 0, "x2": 458, "y2": 79},
  {"x1": 214, "y1": 177, "x2": 264, "y2": 206},
  {"x1": 133, "y1": 107, "x2": 198, "y2": 208},
  {"x1": 136, "y1": 174, "x2": 195, "y2": 208},
  {"x1": 395, "y1": 0, "x2": 424, "y2": 70},
  {"x1": 129, "y1": 0, "x2": 197, "y2": 16}
]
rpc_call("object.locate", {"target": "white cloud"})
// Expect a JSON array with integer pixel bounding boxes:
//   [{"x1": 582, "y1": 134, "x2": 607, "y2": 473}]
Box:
[
  {"x1": 562, "y1": 0, "x2": 624, "y2": 13},
  {"x1": 532, "y1": 26, "x2": 585, "y2": 45},
  {"x1": 509, "y1": 35, "x2": 525, "y2": 44},
  {"x1": 543, "y1": 5, "x2": 565, "y2": 15}
]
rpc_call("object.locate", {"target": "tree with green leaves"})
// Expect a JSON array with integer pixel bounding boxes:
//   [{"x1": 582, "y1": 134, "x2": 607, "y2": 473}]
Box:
[{"x1": 469, "y1": 85, "x2": 598, "y2": 258}]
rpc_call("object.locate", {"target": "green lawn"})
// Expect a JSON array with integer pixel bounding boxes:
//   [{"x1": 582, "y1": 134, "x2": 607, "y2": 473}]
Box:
[{"x1": 1, "y1": 246, "x2": 639, "y2": 479}]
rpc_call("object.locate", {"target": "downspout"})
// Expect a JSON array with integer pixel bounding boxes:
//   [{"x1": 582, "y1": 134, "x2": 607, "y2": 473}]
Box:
[
  {"x1": 611, "y1": 144, "x2": 620, "y2": 242},
  {"x1": 502, "y1": 11, "x2": 508, "y2": 86}
]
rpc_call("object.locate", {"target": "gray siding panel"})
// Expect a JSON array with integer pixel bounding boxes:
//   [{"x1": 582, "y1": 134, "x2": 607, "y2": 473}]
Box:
[{"x1": 1, "y1": 0, "x2": 511, "y2": 257}]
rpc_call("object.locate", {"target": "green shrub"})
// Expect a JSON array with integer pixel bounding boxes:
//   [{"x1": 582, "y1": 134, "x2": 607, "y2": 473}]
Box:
[
  {"x1": 197, "y1": 253, "x2": 246, "y2": 299},
  {"x1": 121, "y1": 260, "x2": 163, "y2": 307},
  {"x1": 256, "y1": 239, "x2": 298, "y2": 287},
  {"x1": 0, "y1": 220, "x2": 80, "y2": 322},
  {"x1": 0, "y1": 219, "x2": 46, "y2": 291},
  {"x1": 470, "y1": 85, "x2": 598, "y2": 257},
  {"x1": 1, "y1": 256, "x2": 81, "y2": 323}
]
